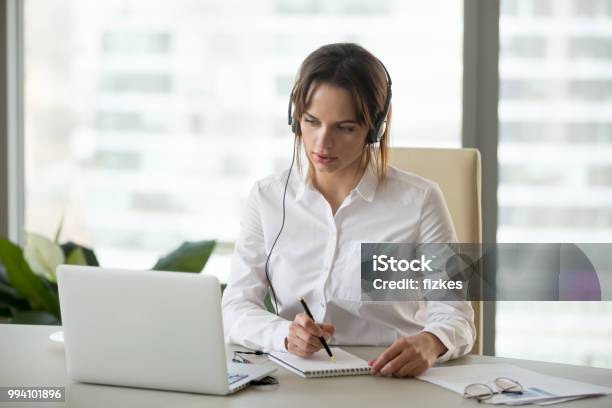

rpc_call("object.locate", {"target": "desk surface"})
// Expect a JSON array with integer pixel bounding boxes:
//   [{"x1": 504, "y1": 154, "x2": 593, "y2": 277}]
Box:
[{"x1": 2, "y1": 324, "x2": 611, "y2": 408}]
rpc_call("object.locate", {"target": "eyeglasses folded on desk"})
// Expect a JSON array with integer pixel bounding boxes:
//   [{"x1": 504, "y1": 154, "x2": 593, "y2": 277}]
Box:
[{"x1": 417, "y1": 363, "x2": 612, "y2": 406}]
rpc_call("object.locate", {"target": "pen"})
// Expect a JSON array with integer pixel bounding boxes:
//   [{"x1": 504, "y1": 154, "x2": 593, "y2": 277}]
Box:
[{"x1": 299, "y1": 297, "x2": 335, "y2": 361}]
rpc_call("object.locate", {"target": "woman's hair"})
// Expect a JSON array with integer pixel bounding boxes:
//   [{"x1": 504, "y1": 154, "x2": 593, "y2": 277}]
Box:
[{"x1": 290, "y1": 42, "x2": 392, "y2": 182}]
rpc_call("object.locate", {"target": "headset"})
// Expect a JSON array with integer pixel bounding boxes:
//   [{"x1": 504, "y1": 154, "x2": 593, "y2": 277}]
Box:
[
  {"x1": 265, "y1": 59, "x2": 393, "y2": 315},
  {"x1": 287, "y1": 59, "x2": 392, "y2": 144}
]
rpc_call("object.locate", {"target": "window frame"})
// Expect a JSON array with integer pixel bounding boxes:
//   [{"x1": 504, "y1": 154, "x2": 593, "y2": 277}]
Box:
[
  {"x1": 2, "y1": 0, "x2": 501, "y2": 353},
  {"x1": 463, "y1": 0, "x2": 500, "y2": 356},
  {"x1": 0, "y1": 0, "x2": 25, "y2": 246}
]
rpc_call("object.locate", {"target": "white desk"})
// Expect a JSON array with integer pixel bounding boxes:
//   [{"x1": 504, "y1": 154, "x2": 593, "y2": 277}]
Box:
[{"x1": 2, "y1": 324, "x2": 611, "y2": 408}]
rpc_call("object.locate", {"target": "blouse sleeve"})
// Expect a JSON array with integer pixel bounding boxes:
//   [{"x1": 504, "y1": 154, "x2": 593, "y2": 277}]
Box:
[
  {"x1": 418, "y1": 182, "x2": 477, "y2": 362},
  {"x1": 221, "y1": 182, "x2": 291, "y2": 352}
]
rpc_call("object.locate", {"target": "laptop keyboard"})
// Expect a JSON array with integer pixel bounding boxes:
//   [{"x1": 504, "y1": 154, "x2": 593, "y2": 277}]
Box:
[{"x1": 228, "y1": 373, "x2": 248, "y2": 385}]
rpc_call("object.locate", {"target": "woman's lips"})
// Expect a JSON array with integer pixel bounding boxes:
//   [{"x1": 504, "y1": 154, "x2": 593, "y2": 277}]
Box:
[{"x1": 314, "y1": 153, "x2": 337, "y2": 164}]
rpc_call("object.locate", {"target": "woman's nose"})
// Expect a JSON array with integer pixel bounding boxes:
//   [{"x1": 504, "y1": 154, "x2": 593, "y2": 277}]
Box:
[{"x1": 314, "y1": 125, "x2": 334, "y2": 148}]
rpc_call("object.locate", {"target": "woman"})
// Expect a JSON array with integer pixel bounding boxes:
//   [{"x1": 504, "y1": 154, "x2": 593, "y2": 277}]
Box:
[{"x1": 222, "y1": 43, "x2": 475, "y2": 377}]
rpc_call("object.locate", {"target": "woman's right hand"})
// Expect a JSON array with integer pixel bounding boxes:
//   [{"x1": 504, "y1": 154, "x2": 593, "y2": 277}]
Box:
[{"x1": 284, "y1": 313, "x2": 335, "y2": 357}]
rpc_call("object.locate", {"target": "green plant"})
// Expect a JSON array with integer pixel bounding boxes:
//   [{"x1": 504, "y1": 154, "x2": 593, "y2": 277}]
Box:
[{"x1": 0, "y1": 233, "x2": 216, "y2": 325}]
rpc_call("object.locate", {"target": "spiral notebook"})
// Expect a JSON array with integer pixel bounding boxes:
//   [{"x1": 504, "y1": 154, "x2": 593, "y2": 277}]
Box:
[{"x1": 268, "y1": 347, "x2": 371, "y2": 378}]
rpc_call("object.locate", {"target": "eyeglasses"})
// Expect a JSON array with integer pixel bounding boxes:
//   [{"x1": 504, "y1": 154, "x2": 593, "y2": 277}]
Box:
[
  {"x1": 231, "y1": 351, "x2": 279, "y2": 387},
  {"x1": 232, "y1": 352, "x2": 252, "y2": 364},
  {"x1": 232, "y1": 350, "x2": 267, "y2": 364},
  {"x1": 463, "y1": 377, "x2": 524, "y2": 402}
]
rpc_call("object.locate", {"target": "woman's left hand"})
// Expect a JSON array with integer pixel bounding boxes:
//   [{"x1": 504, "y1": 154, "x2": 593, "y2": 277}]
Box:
[{"x1": 368, "y1": 332, "x2": 447, "y2": 377}]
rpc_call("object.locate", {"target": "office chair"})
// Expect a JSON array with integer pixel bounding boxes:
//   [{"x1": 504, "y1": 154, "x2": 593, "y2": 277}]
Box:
[{"x1": 389, "y1": 147, "x2": 484, "y2": 355}]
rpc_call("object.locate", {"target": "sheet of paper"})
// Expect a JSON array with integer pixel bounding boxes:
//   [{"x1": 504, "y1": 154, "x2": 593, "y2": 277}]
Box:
[
  {"x1": 535, "y1": 396, "x2": 586, "y2": 406},
  {"x1": 417, "y1": 364, "x2": 612, "y2": 405}
]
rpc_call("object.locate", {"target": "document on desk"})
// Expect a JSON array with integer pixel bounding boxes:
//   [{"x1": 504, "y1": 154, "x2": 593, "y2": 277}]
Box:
[
  {"x1": 417, "y1": 364, "x2": 612, "y2": 405},
  {"x1": 268, "y1": 348, "x2": 371, "y2": 378}
]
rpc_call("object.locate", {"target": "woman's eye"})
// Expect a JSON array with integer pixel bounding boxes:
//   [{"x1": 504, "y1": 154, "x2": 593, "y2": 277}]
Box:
[
  {"x1": 304, "y1": 119, "x2": 316, "y2": 124},
  {"x1": 339, "y1": 127, "x2": 355, "y2": 132}
]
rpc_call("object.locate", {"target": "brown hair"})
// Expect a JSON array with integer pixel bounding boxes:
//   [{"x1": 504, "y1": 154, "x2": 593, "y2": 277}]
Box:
[{"x1": 290, "y1": 43, "x2": 392, "y2": 182}]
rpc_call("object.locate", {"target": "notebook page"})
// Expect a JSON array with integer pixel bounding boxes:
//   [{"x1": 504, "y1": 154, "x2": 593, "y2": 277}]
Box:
[{"x1": 269, "y1": 347, "x2": 371, "y2": 378}]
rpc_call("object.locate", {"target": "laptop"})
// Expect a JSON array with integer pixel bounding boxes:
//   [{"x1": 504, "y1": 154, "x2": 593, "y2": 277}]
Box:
[{"x1": 56, "y1": 265, "x2": 276, "y2": 395}]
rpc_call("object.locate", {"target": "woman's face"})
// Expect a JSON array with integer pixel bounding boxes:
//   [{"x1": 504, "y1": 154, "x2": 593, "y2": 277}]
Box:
[{"x1": 300, "y1": 83, "x2": 369, "y2": 178}]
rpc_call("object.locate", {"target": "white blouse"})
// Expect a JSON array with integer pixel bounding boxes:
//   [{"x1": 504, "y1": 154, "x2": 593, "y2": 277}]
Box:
[{"x1": 222, "y1": 163, "x2": 476, "y2": 362}]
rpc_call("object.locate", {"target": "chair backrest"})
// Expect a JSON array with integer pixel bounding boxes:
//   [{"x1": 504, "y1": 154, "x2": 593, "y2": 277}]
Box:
[{"x1": 389, "y1": 147, "x2": 483, "y2": 355}]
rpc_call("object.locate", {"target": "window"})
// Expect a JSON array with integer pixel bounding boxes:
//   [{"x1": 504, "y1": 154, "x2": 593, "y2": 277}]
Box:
[
  {"x1": 497, "y1": 0, "x2": 612, "y2": 368},
  {"x1": 24, "y1": 0, "x2": 463, "y2": 282},
  {"x1": 102, "y1": 32, "x2": 172, "y2": 54},
  {"x1": 99, "y1": 73, "x2": 173, "y2": 93}
]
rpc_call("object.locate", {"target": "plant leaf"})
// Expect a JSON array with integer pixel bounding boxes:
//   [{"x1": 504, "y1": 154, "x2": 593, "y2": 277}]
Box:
[
  {"x1": 0, "y1": 307, "x2": 11, "y2": 318},
  {"x1": 0, "y1": 238, "x2": 61, "y2": 318},
  {"x1": 54, "y1": 210, "x2": 65, "y2": 244},
  {"x1": 23, "y1": 233, "x2": 65, "y2": 283},
  {"x1": 66, "y1": 247, "x2": 87, "y2": 266},
  {"x1": 152, "y1": 240, "x2": 216, "y2": 272},
  {"x1": 10, "y1": 310, "x2": 61, "y2": 325},
  {"x1": 0, "y1": 263, "x2": 9, "y2": 285},
  {"x1": 0, "y1": 280, "x2": 31, "y2": 310},
  {"x1": 60, "y1": 242, "x2": 99, "y2": 266},
  {"x1": 264, "y1": 292, "x2": 276, "y2": 314}
]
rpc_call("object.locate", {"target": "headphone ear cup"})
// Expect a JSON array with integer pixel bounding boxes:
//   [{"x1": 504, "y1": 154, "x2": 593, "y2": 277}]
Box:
[
  {"x1": 376, "y1": 120, "x2": 387, "y2": 142},
  {"x1": 291, "y1": 121, "x2": 299, "y2": 135},
  {"x1": 367, "y1": 120, "x2": 386, "y2": 144},
  {"x1": 366, "y1": 129, "x2": 375, "y2": 144}
]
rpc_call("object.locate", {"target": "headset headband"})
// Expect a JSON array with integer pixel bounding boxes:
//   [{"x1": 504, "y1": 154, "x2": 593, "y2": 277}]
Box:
[{"x1": 288, "y1": 58, "x2": 392, "y2": 144}]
